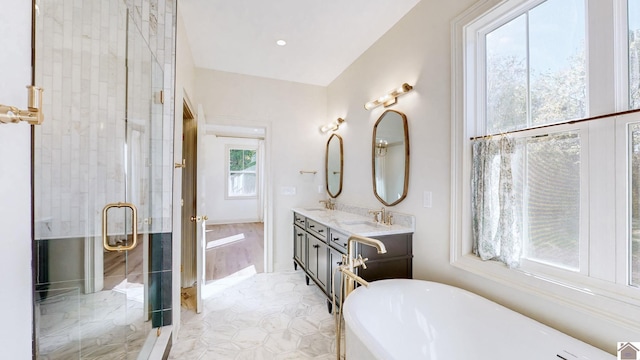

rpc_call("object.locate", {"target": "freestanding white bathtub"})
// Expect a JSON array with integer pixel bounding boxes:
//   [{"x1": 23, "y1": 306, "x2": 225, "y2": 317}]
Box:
[{"x1": 343, "y1": 279, "x2": 615, "y2": 359}]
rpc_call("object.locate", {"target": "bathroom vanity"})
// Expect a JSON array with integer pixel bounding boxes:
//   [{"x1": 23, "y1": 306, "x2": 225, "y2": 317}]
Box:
[{"x1": 292, "y1": 207, "x2": 414, "y2": 312}]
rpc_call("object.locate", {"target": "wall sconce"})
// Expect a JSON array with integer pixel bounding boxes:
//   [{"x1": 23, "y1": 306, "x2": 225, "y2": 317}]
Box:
[
  {"x1": 0, "y1": 86, "x2": 44, "y2": 125},
  {"x1": 364, "y1": 83, "x2": 413, "y2": 110},
  {"x1": 375, "y1": 139, "x2": 388, "y2": 157},
  {"x1": 320, "y1": 118, "x2": 345, "y2": 133}
]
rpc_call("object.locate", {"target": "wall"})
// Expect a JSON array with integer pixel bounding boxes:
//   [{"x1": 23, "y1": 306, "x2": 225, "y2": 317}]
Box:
[
  {"x1": 0, "y1": 0, "x2": 34, "y2": 357},
  {"x1": 326, "y1": 0, "x2": 636, "y2": 354},
  {"x1": 193, "y1": 69, "x2": 327, "y2": 272},
  {"x1": 205, "y1": 135, "x2": 262, "y2": 223}
]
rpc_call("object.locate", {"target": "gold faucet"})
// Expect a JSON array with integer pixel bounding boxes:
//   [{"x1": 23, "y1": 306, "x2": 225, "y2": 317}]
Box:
[
  {"x1": 341, "y1": 234, "x2": 387, "y2": 297},
  {"x1": 367, "y1": 208, "x2": 382, "y2": 222},
  {"x1": 334, "y1": 235, "x2": 387, "y2": 360},
  {"x1": 368, "y1": 207, "x2": 393, "y2": 225},
  {"x1": 319, "y1": 199, "x2": 336, "y2": 210}
]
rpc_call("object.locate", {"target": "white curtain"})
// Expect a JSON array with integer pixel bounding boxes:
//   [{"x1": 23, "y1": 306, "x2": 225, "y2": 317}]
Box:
[{"x1": 471, "y1": 136, "x2": 521, "y2": 268}]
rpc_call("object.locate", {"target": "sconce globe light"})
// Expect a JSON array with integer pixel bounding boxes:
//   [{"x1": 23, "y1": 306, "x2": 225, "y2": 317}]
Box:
[
  {"x1": 320, "y1": 117, "x2": 345, "y2": 133},
  {"x1": 364, "y1": 83, "x2": 413, "y2": 110},
  {"x1": 375, "y1": 139, "x2": 388, "y2": 157}
]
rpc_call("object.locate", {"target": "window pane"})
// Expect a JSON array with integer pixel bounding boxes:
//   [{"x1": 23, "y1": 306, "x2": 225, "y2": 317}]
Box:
[
  {"x1": 629, "y1": 124, "x2": 640, "y2": 286},
  {"x1": 242, "y1": 150, "x2": 257, "y2": 171},
  {"x1": 630, "y1": 0, "x2": 640, "y2": 109},
  {"x1": 228, "y1": 173, "x2": 257, "y2": 197},
  {"x1": 229, "y1": 149, "x2": 257, "y2": 171},
  {"x1": 524, "y1": 132, "x2": 580, "y2": 270},
  {"x1": 486, "y1": 14, "x2": 528, "y2": 133},
  {"x1": 529, "y1": 0, "x2": 586, "y2": 125},
  {"x1": 229, "y1": 149, "x2": 244, "y2": 171}
]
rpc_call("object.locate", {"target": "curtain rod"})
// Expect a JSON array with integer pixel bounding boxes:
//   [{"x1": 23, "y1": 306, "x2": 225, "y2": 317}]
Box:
[{"x1": 469, "y1": 108, "x2": 640, "y2": 141}]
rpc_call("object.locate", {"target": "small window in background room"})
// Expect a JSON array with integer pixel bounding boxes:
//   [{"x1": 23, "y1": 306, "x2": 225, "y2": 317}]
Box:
[{"x1": 227, "y1": 148, "x2": 257, "y2": 198}]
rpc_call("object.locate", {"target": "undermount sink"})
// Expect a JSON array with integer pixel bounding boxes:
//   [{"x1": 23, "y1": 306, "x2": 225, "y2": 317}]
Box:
[
  {"x1": 303, "y1": 208, "x2": 326, "y2": 212},
  {"x1": 341, "y1": 220, "x2": 380, "y2": 228}
]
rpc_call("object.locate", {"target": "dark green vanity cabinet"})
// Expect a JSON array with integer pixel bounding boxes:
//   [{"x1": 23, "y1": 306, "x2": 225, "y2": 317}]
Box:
[{"x1": 293, "y1": 211, "x2": 413, "y2": 313}]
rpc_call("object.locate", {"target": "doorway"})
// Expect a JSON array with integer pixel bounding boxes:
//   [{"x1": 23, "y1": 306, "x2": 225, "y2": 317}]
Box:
[
  {"x1": 180, "y1": 121, "x2": 269, "y2": 308},
  {"x1": 204, "y1": 126, "x2": 267, "y2": 281}
]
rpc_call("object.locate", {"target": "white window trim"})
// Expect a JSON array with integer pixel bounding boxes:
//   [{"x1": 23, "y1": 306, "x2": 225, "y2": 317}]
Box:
[
  {"x1": 451, "y1": 0, "x2": 640, "y2": 332},
  {"x1": 225, "y1": 145, "x2": 259, "y2": 200}
]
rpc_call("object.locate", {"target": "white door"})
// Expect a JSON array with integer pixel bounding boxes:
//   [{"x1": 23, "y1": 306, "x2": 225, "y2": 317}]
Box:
[{"x1": 195, "y1": 104, "x2": 208, "y2": 313}]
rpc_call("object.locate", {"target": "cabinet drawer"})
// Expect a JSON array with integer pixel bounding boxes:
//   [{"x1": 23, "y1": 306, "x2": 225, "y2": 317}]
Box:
[
  {"x1": 329, "y1": 229, "x2": 348, "y2": 253},
  {"x1": 293, "y1": 213, "x2": 306, "y2": 228},
  {"x1": 306, "y1": 218, "x2": 327, "y2": 240}
]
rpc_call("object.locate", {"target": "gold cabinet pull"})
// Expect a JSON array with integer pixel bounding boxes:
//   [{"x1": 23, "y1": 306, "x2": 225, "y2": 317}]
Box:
[{"x1": 102, "y1": 202, "x2": 138, "y2": 252}]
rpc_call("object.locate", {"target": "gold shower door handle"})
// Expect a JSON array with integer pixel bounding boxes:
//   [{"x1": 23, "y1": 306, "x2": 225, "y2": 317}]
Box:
[{"x1": 102, "y1": 202, "x2": 138, "y2": 252}]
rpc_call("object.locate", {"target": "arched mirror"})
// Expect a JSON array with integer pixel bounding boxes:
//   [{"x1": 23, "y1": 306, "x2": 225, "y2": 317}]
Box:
[
  {"x1": 326, "y1": 133, "x2": 343, "y2": 198},
  {"x1": 372, "y1": 110, "x2": 409, "y2": 206}
]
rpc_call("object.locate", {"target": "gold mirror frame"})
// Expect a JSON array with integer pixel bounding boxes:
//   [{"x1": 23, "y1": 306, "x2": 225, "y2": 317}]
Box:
[
  {"x1": 326, "y1": 133, "x2": 344, "y2": 198},
  {"x1": 371, "y1": 109, "x2": 410, "y2": 206}
]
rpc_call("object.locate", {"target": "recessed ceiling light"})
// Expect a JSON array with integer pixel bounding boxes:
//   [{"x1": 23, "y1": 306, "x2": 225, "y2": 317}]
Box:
[{"x1": 276, "y1": 39, "x2": 287, "y2": 46}]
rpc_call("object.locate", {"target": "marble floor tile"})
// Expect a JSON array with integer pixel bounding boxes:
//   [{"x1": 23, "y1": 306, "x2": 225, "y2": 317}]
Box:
[
  {"x1": 169, "y1": 270, "x2": 342, "y2": 360},
  {"x1": 35, "y1": 286, "x2": 150, "y2": 359}
]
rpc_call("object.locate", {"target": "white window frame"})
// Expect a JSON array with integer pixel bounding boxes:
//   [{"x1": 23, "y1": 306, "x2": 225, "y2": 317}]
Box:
[
  {"x1": 225, "y1": 145, "x2": 259, "y2": 200},
  {"x1": 451, "y1": 0, "x2": 640, "y2": 330}
]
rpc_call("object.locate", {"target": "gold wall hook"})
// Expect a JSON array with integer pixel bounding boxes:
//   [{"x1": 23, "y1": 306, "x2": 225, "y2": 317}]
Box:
[{"x1": 0, "y1": 86, "x2": 44, "y2": 125}]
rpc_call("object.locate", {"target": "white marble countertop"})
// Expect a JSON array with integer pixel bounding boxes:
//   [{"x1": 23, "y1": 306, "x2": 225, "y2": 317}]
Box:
[{"x1": 292, "y1": 207, "x2": 414, "y2": 237}]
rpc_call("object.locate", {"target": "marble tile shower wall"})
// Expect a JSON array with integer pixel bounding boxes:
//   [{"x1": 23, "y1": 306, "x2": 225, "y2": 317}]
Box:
[{"x1": 34, "y1": 0, "x2": 176, "y2": 239}]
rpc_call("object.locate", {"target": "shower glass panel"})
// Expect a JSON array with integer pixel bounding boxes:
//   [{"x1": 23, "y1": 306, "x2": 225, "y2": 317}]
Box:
[{"x1": 33, "y1": 0, "x2": 167, "y2": 358}]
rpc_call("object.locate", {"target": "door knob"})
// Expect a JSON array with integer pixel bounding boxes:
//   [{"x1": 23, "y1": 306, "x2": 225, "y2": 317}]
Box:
[{"x1": 190, "y1": 215, "x2": 209, "y2": 222}]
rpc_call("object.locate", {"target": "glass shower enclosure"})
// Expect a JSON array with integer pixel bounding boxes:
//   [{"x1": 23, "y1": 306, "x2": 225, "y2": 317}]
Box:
[{"x1": 33, "y1": 0, "x2": 174, "y2": 358}]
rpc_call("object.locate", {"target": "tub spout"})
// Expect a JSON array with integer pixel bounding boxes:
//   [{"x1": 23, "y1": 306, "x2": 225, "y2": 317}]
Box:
[
  {"x1": 343, "y1": 235, "x2": 387, "y2": 298},
  {"x1": 347, "y1": 234, "x2": 387, "y2": 255}
]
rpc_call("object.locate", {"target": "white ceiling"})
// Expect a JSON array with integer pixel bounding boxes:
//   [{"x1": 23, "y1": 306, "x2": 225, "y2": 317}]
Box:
[{"x1": 179, "y1": 0, "x2": 421, "y2": 86}]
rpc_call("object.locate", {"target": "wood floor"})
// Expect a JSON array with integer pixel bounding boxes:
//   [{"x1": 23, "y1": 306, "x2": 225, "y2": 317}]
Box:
[
  {"x1": 205, "y1": 222, "x2": 264, "y2": 282},
  {"x1": 103, "y1": 223, "x2": 265, "y2": 292},
  {"x1": 103, "y1": 235, "x2": 144, "y2": 290}
]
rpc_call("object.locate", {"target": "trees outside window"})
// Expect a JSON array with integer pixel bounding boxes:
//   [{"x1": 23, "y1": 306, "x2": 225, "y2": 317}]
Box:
[{"x1": 227, "y1": 148, "x2": 257, "y2": 198}]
